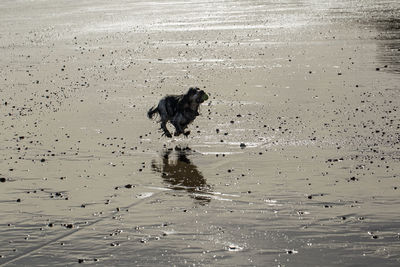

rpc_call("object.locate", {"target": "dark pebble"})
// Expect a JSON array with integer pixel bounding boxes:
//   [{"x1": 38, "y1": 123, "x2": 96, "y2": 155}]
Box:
[{"x1": 0, "y1": 178, "x2": 6, "y2": 183}]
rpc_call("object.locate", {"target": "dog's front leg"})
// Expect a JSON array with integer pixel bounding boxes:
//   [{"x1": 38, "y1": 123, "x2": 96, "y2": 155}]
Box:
[{"x1": 173, "y1": 123, "x2": 184, "y2": 136}]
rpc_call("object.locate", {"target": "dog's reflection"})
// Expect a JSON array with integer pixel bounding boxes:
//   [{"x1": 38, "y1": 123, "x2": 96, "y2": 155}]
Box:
[{"x1": 151, "y1": 146, "x2": 211, "y2": 204}]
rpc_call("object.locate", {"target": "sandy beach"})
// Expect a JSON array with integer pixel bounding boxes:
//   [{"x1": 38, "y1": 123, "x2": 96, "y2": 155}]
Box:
[{"x1": 1, "y1": 0, "x2": 400, "y2": 266}]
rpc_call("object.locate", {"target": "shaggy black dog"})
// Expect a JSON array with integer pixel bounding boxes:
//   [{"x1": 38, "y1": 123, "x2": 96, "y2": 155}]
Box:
[{"x1": 148, "y1": 87, "x2": 208, "y2": 137}]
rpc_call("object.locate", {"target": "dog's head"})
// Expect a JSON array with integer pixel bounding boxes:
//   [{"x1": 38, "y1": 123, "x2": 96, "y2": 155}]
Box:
[{"x1": 186, "y1": 87, "x2": 209, "y2": 105}]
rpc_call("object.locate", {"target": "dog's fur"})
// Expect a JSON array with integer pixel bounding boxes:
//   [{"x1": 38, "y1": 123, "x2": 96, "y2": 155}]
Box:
[{"x1": 148, "y1": 87, "x2": 207, "y2": 137}]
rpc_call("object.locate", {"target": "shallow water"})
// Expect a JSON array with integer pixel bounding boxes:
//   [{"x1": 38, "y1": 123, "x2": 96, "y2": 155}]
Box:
[{"x1": 1, "y1": 0, "x2": 400, "y2": 266}]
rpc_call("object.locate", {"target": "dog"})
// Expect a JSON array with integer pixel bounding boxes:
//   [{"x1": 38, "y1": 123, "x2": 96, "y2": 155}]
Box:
[{"x1": 147, "y1": 87, "x2": 208, "y2": 137}]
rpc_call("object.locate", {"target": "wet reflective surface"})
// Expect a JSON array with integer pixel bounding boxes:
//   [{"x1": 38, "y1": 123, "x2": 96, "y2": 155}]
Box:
[
  {"x1": 152, "y1": 146, "x2": 212, "y2": 204},
  {"x1": 1, "y1": 0, "x2": 400, "y2": 266},
  {"x1": 375, "y1": 17, "x2": 400, "y2": 74}
]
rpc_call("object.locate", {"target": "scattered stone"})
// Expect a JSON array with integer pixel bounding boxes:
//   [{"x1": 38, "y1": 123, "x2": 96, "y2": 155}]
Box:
[
  {"x1": 285, "y1": 249, "x2": 298, "y2": 254},
  {"x1": 64, "y1": 224, "x2": 74, "y2": 229}
]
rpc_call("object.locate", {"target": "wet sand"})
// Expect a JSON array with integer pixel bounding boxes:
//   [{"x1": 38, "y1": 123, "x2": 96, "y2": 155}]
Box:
[{"x1": 1, "y1": 0, "x2": 400, "y2": 266}]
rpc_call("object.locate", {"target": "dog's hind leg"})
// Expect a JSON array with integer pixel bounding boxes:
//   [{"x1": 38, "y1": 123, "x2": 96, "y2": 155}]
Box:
[
  {"x1": 160, "y1": 121, "x2": 172, "y2": 138},
  {"x1": 159, "y1": 114, "x2": 172, "y2": 138},
  {"x1": 156, "y1": 100, "x2": 173, "y2": 138}
]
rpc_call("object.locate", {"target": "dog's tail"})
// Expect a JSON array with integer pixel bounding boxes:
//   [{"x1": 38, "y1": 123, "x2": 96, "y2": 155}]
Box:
[{"x1": 147, "y1": 106, "x2": 159, "y2": 119}]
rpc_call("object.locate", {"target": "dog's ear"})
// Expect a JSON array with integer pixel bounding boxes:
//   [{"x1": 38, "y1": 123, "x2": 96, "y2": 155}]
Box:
[
  {"x1": 179, "y1": 87, "x2": 195, "y2": 108},
  {"x1": 187, "y1": 87, "x2": 198, "y2": 95}
]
